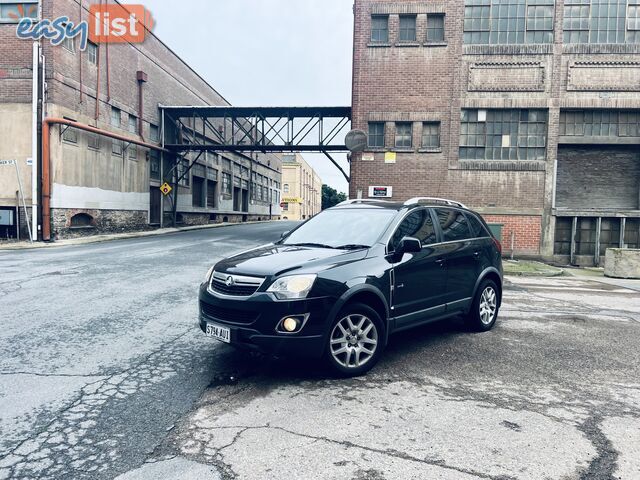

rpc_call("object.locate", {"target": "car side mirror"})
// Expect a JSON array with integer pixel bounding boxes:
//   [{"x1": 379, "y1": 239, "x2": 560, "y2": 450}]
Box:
[
  {"x1": 280, "y1": 231, "x2": 290, "y2": 239},
  {"x1": 397, "y1": 236, "x2": 422, "y2": 254}
]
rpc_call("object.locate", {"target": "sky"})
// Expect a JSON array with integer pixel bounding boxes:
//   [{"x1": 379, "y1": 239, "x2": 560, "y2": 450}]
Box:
[{"x1": 142, "y1": 0, "x2": 354, "y2": 193}]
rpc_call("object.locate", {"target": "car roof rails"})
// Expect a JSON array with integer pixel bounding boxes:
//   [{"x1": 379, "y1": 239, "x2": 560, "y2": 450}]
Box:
[
  {"x1": 403, "y1": 197, "x2": 468, "y2": 209},
  {"x1": 336, "y1": 199, "x2": 394, "y2": 206}
]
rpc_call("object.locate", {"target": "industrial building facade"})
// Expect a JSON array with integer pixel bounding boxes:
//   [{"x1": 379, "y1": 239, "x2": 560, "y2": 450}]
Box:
[
  {"x1": 280, "y1": 153, "x2": 322, "y2": 221},
  {"x1": 351, "y1": 0, "x2": 640, "y2": 265},
  {"x1": 0, "y1": 0, "x2": 281, "y2": 241}
]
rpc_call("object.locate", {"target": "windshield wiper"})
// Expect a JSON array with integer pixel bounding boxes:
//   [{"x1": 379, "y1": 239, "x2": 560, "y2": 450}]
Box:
[
  {"x1": 285, "y1": 242, "x2": 336, "y2": 249},
  {"x1": 334, "y1": 244, "x2": 371, "y2": 250}
]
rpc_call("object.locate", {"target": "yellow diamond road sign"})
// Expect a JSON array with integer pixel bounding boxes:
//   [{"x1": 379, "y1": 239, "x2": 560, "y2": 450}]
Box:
[{"x1": 160, "y1": 182, "x2": 172, "y2": 196}]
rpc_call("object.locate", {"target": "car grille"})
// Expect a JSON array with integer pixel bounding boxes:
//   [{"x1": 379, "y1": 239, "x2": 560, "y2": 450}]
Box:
[
  {"x1": 209, "y1": 271, "x2": 265, "y2": 297},
  {"x1": 200, "y1": 302, "x2": 260, "y2": 325}
]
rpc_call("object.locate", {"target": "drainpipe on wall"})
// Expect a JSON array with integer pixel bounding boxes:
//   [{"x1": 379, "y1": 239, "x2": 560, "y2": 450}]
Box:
[
  {"x1": 136, "y1": 71, "x2": 147, "y2": 140},
  {"x1": 41, "y1": 118, "x2": 169, "y2": 241},
  {"x1": 31, "y1": 42, "x2": 39, "y2": 239}
]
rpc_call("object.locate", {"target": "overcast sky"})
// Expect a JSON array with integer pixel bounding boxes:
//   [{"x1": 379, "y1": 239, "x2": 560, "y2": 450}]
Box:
[{"x1": 143, "y1": 0, "x2": 354, "y2": 193}]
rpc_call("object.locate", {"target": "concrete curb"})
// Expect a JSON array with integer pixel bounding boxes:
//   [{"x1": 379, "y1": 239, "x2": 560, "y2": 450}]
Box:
[
  {"x1": 0, "y1": 221, "x2": 280, "y2": 251},
  {"x1": 504, "y1": 269, "x2": 565, "y2": 277},
  {"x1": 503, "y1": 260, "x2": 565, "y2": 277}
]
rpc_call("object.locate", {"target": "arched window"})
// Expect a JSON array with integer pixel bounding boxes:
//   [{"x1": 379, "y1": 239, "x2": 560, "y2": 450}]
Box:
[{"x1": 70, "y1": 213, "x2": 94, "y2": 228}]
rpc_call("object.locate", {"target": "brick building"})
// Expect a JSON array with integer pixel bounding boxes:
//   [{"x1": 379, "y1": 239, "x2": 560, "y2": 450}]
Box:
[
  {"x1": 281, "y1": 153, "x2": 322, "y2": 220},
  {"x1": 0, "y1": 0, "x2": 281, "y2": 241},
  {"x1": 351, "y1": 0, "x2": 640, "y2": 265}
]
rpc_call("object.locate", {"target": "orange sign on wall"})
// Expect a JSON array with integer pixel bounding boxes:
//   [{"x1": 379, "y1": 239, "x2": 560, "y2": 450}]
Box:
[{"x1": 88, "y1": 4, "x2": 154, "y2": 44}]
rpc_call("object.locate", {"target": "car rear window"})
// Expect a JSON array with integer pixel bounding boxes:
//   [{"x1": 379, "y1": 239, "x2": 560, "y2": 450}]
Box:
[
  {"x1": 466, "y1": 213, "x2": 488, "y2": 238},
  {"x1": 434, "y1": 208, "x2": 471, "y2": 242}
]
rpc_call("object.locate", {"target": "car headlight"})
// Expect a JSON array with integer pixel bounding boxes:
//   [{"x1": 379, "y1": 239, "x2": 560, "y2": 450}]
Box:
[
  {"x1": 204, "y1": 266, "x2": 214, "y2": 282},
  {"x1": 267, "y1": 274, "x2": 317, "y2": 300}
]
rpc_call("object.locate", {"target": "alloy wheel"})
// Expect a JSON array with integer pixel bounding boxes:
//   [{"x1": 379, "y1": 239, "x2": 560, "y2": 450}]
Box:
[
  {"x1": 330, "y1": 314, "x2": 378, "y2": 369},
  {"x1": 479, "y1": 286, "x2": 497, "y2": 325}
]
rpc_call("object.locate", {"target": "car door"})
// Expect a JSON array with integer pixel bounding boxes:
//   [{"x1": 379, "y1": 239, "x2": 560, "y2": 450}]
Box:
[
  {"x1": 389, "y1": 208, "x2": 448, "y2": 327},
  {"x1": 465, "y1": 211, "x2": 494, "y2": 277},
  {"x1": 433, "y1": 208, "x2": 477, "y2": 311}
]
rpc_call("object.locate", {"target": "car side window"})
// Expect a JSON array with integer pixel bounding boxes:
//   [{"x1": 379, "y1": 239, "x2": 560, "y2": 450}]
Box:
[
  {"x1": 390, "y1": 209, "x2": 437, "y2": 251},
  {"x1": 434, "y1": 208, "x2": 471, "y2": 242},
  {"x1": 466, "y1": 213, "x2": 488, "y2": 238}
]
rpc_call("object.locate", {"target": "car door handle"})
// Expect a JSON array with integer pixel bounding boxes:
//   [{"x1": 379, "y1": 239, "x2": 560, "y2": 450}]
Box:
[
  {"x1": 435, "y1": 258, "x2": 445, "y2": 267},
  {"x1": 473, "y1": 251, "x2": 481, "y2": 259}
]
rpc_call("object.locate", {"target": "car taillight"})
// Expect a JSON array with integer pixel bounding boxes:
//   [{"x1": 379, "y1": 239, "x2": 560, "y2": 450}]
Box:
[{"x1": 493, "y1": 237, "x2": 502, "y2": 254}]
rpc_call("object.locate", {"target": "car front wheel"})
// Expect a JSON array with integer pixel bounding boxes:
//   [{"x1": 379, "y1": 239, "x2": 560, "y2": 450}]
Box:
[
  {"x1": 466, "y1": 279, "x2": 500, "y2": 332},
  {"x1": 325, "y1": 303, "x2": 385, "y2": 377}
]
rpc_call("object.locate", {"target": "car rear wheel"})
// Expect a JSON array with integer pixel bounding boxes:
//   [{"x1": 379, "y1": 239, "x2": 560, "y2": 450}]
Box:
[
  {"x1": 325, "y1": 303, "x2": 385, "y2": 377},
  {"x1": 466, "y1": 279, "x2": 500, "y2": 332}
]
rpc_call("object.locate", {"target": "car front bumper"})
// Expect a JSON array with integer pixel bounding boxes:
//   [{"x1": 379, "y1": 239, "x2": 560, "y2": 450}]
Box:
[{"x1": 198, "y1": 283, "x2": 335, "y2": 358}]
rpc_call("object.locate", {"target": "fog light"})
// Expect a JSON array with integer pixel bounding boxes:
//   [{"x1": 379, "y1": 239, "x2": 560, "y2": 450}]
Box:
[{"x1": 282, "y1": 317, "x2": 299, "y2": 332}]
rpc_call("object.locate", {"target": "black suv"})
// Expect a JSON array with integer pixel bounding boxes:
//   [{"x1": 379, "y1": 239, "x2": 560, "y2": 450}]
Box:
[{"x1": 199, "y1": 198, "x2": 503, "y2": 376}]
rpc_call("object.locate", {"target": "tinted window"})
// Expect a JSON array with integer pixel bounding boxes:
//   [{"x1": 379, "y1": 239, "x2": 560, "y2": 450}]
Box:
[
  {"x1": 434, "y1": 209, "x2": 471, "y2": 242},
  {"x1": 466, "y1": 213, "x2": 488, "y2": 238},
  {"x1": 283, "y1": 208, "x2": 396, "y2": 249},
  {"x1": 390, "y1": 209, "x2": 437, "y2": 250}
]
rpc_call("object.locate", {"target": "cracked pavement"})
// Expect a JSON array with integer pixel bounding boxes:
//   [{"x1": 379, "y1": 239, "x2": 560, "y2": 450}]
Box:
[
  {"x1": 0, "y1": 222, "x2": 295, "y2": 479},
  {"x1": 1, "y1": 223, "x2": 640, "y2": 479}
]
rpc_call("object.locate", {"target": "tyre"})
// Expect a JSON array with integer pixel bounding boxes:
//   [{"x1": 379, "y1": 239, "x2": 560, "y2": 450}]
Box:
[
  {"x1": 324, "y1": 303, "x2": 385, "y2": 377},
  {"x1": 466, "y1": 279, "x2": 500, "y2": 332}
]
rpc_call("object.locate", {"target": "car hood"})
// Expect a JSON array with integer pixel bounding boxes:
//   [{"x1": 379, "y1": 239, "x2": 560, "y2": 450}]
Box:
[{"x1": 214, "y1": 244, "x2": 369, "y2": 277}]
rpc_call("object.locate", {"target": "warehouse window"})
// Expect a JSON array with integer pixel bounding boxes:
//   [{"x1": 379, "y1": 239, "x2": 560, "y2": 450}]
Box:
[
  {"x1": 149, "y1": 151, "x2": 160, "y2": 180},
  {"x1": 62, "y1": 118, "x2": 78, "y2": 144},
  {"x1": 111, "y1": 107, "x2": 121, "y2": 128},
  {"x1": 399, "y1": 15, "x2": 417, "y2": 42},
  {"x1": 563, "y1": 1, "x2": 591, "y2": 43},
  {"x1": 368, "y1": 122, "x2": 385, "y2": 148},
  {"x1": 630, "y1": 2, "x2": 640, "y2": 30},
  {"x1": 87, "y1": 132, "x2": 100, "y2": 150},
  {"x1": 62, "y1": 35, "x2": 75, "y2": 53},
  {"x1": 464, "y1": 0, "x2": 555, "y2": 45},
  {"x1": 222, "y1": 173, "x2": 231, "y2": 195},
  {"x1": 150, "y1": 124, "x2": 159, "y2": 142},
  {"x1": 395, "y1": 123, "x2": 413, "y2": 148},
  {"x1": 0, "y1": 1, "x2": 37, "y2": 22},
  {"x1": 559, "y1": 110, "x2": 640, "y2": 137},
  {"x1": 371, "y1": 15, "x2": 389, "y2": 42},
  {"x1": 427, "y1": 14, "x2": 446, "y2": 42},
  {"x1": 177, "y1": 158, "x2": 190, "y2": 187},
  {"x1": 564, "y1": 0, "x2": 640, "y2": 43},
  {"x1": 421, "y1": 122, "x2": 441, "y2": 149},
  {"x1": 526, "y1": 2, "x2": 554, "y2": 42},
  {"x1": 460, "y1": 109, "x2": 548, "y2": 161},
  {"x1": 112, "y1": 140, "x2": 122, "y2": 156},
  {"x1": 87, "y1": 42, "x2": 98, "y2": 65}
]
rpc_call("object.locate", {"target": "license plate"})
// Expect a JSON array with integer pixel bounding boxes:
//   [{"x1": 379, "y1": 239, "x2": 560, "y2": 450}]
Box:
[{"x1": 205, "y1": 323, "x2": 231, "y2": 343}]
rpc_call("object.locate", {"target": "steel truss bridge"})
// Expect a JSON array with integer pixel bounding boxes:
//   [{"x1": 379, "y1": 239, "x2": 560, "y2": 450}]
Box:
[{"x1": 160, "y1": 106, "x2": 352, "y2": 183}]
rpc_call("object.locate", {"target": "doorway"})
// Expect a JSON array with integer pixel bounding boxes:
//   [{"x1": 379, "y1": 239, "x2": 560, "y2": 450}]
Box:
[{"x1": 150, "y1": 187, "x2": 161, "y2": 225}]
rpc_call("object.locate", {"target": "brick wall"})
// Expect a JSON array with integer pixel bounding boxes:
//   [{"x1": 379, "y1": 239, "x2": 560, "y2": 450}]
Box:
[
  {"x1": 351, "y1": 0, "x2": 640, "y2": 258},
  {"x1": 1, "y1": 0, "x2": 283, "y2": 239},
  {"x1": 483, "y1": 214, "x2": 542, "y2": 256}
]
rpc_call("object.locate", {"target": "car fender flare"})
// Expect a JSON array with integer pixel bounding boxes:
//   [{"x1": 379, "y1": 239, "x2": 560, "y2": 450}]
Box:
[
  {"x1": 325, "y1": 283, "x2": 391, "y2": 346},
  {"x1": 471, "y1": 267, "x2": 503, "y2": 310}
]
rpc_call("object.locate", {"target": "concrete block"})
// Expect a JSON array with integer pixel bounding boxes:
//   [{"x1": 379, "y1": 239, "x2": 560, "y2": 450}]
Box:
[{"x1": 604, "y1": 249, "x2": 640, "y2": 279}]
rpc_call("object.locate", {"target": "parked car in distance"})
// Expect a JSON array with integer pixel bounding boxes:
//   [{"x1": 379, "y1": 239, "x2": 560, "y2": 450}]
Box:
[{"x1": 199, "y1": 197, "x2": 503, "y2": 376}]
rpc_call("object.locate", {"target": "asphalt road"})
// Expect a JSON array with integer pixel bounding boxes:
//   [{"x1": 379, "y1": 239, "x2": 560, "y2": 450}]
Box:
[
  {"x1": 2, "y1": 223, "x2": 640, "y2": 480},
  {"x1": 0, "y1": 221, "x2": 298, "y2": 480}
]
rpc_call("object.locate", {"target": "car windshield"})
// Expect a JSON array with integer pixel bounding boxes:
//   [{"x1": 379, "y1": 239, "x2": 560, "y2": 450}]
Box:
[{"x1": 281, "y1": 208, "x2": 397, "y2": 249}]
